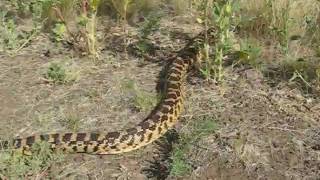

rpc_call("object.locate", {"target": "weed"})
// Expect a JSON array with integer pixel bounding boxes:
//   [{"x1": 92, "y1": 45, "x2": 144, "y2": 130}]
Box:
[
  {"x1": 198, "y1": 0, "x2": 235, "y2": 81},
  {"x1": 0, "y1": 11, "x2": 21, "y2": 51},
  {"x1": 169, "y1": 116, "x2": 217, "y2": 177},
  {"x1": 82, "y1": 0, "x2": 101, "y2": 60},
  {"x1": 108, "y1": 0, "x2": 158, "y2": 21},
  {"x1": 60, "y1": 111, "x2": 81, "y2": 132},
  {"x1": 0, "y1": 141, "x2": 64, "y2": 179},
  {"x1": 236, "y1": 38, "x2": 262, "y2": 68},
  {"x1": 276, "y1": 57, "x2": 320, "y2": 91},
  {"x1": 0, "y1": 1, "x2": 48, "y2": 54},
  {"x1": 39, "y1": 0, "x2": 102, "y2": 60},
  {"x1": 138, "y1": 13, "x2": 161, "y2": 39},
  {"x1": 45, "y1": 62, "x2": 67, "y2": 83},
  {"x1": 190, "y1": 116, "x2": 217, "y2": 137},
  {"x1": 110, "y1": 0, "x2": 134, "y2": 21},
  {"x1": 270, "y1": 0, "x2": 291, "y2": 53},
  {"x1": 304, "y1": 10, "x2": 320, "y2": 50},
  {"x1": 133, "y1": 91, "x2": 158, "y2": 112},
  {"x1": 52, "y1": 22, "x2": 67, "y2": 42},
  {"x1": 44, "y1": 61, "x2": 80, "y2": 84},
  {"x1": 170, "y1": 148, "x2": 192, "y2": 176},
  {"x1": 236, "y1": 0, "x2": 320, "y2": 52},
  {"x1": 134, "y1": 13, "x2": 162, "y2": 56},
  {"x1": 121, "y1": 79, "x2": 159, "y2": 112},
  {"x1": 168, "y1": 0, "x2": 191, "y2": 15}
]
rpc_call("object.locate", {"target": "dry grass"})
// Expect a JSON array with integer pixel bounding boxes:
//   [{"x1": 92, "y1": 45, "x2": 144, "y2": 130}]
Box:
[{"x1": 237, "y1": 0, "x2": 320, "y2": 42}]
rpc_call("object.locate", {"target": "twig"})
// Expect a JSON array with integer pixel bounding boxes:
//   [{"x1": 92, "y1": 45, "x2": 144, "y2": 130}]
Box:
[
  {"x1": 267, "y1": 126, "x2": 305, "y2": 134},
  {"x1": 9, "y1": 17, "x2": 48, "y2": 56}
]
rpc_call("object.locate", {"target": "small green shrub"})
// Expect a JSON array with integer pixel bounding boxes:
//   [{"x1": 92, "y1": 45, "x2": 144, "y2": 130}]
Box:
[
  {"x1": 46, "y1": 63, "x2": 67, "y2": 83},
  {"x1": 44, "y1": 61, "x2": 80, "y2": 84},
  {"x1": 237, "y1": 38, "x2": 262, "y2": 68},
  {"x1": 134, "y1": 13, "x2": 162, "y2": 55}
]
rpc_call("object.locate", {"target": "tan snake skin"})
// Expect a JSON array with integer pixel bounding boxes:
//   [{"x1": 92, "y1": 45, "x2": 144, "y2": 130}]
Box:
[{"x1": 1, "y1": 27, "x2": 216, "y2": 155}]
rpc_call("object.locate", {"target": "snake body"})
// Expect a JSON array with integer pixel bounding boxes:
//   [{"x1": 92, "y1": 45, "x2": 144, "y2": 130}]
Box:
[{"x1": 2, "y1": 28, "x2": 216, "y2": 155}]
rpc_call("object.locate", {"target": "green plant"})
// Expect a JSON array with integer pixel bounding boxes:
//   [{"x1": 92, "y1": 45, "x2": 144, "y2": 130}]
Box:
[
  {"x1": 169, "y1": 116, "x2": 217, "y2": 177},
  {"x1": 44, "y1": 60, "x2": 80, "y2": 84},
  {"x1": 277, "y1": 57, "x2": 320, "y2": 90},
  {"x1": 138, "y1": 13, "x2": 161, "y2": 39},
  {"x1": 198, "y1": 0, "x2": 235, "y2": 81},
  {"x1": 38, "y1": 0, "x2": 101, "y2": 60},
  {"x1": 52, "y1": 22, "x2": 67, "y2": 42},
  {"x1": 0, "y1": 141, "x2": 64, "y2": 179},
  {"x1": 135, "y1": 13, "x2": 161, "y2": 55},
  {"x1": 82, "y1": 0, "x2": 101, "y2": 60},
  {"x1": 170, "y1": 148, "x2": 192, "y2": 176},
  {"x1": 0, "y1": 0, "x2": 52, "y2": 55},
  {"x1": 110, "y1": 0, "x2": 134, "y2": 21},
  {"x1": 45, "y1": 63, "x2": 67, "y2": 83},
  {"x1": 304, "y1": 12, "x2": 320, "y2": 51},
  {"x1": 236, "y1": 38, "x2": 262, "y2": 68},
  {"x1": 0, "y1": 11, "x2": 21, "y2": 51}
]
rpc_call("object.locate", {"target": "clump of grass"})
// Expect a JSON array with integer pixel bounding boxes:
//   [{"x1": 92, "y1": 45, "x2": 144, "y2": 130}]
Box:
[
  {"x1": 0, "y1": 141, "x2": 64, "y2": 179},
  {"x1": 0, "y1": 11, "x2": 21, "y2": 52},
  {"x1": 134, "y1": 12, "x2": 161, "y2": 56},
  {"x1": 0, "y1": 10, "x2": 41, "y2": 55},
  {"x1": 46, "y1": 63, "x2": 67, "y2": 83},
  {"x1": 235, "y1": 38, "x2": 262, "y2": 68},
  {"x1": 44, "y1": 61, "x2": 80, "y2": 84},
  {"x1": 169, "y1": 116, "x2": 217, "y2": 177},
  {"x1": 1, "y1": 0, "x2": 55, "y2": 55},
  {"x1": 60, "y1": 110, "x2": 81, "y2": 132},
  {"x1": 280, "y1": 58, "x2": 320, "y2": 87},
  {"x1": 236, "y1": 0, "x2": 320, "y2": 52},
  {"x1": 170, "y1": 148, "x2": 192, "y2": 176},
  {"x1": 121, "y1": 79, "x2": 159, "y2": 112},
  {"x1": 167, "y1": 0, "x2": 191, "y2": 15},
  {"x1": 108, "y1": 0, "x2": 158, "y2": 21},
  {"x1": 41, "y1": 0, "x2": 77, "y2": 28}
]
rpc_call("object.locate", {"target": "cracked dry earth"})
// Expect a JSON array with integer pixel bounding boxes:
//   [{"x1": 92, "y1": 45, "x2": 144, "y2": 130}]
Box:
[{"x1": 0, "y1": 31, "x2": 320, "y2": 179}]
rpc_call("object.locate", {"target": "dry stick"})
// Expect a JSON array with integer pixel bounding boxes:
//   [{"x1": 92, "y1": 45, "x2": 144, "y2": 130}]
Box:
[
  {"x1": 35, "y1": 167, "x2": 50, "y2": 180},
  {"x1": 11, "y1": 18, "x2": 48, "y2": 56},
  {"x1": 12, "y1": 29, "x2": 39, "y2": 56}
]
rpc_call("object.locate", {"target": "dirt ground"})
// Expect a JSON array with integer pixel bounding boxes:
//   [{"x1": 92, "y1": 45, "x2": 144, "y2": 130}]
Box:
[{"x1": 0, "y1": 15, "x2": 320, "y2": 180}]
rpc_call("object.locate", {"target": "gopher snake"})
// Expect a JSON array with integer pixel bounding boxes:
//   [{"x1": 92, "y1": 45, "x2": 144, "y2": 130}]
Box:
[{"x1": 1, "y1": 28, "x2": 216, "y2": 155}]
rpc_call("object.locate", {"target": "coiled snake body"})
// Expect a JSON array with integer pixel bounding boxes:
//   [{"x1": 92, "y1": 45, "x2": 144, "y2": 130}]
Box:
[{"x1": 2, "y1": 28, "x2": 216, "y2": 155}]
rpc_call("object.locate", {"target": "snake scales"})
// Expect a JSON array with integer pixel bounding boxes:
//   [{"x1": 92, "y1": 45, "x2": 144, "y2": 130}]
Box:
[{"x1": 1, "y1": 27, "x2": 216, "y2": 155}]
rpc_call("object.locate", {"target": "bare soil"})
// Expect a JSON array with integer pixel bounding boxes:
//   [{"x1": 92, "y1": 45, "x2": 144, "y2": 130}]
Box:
[{"x1": 0, "y1": 15, "x2": 319, "y2": 180}]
